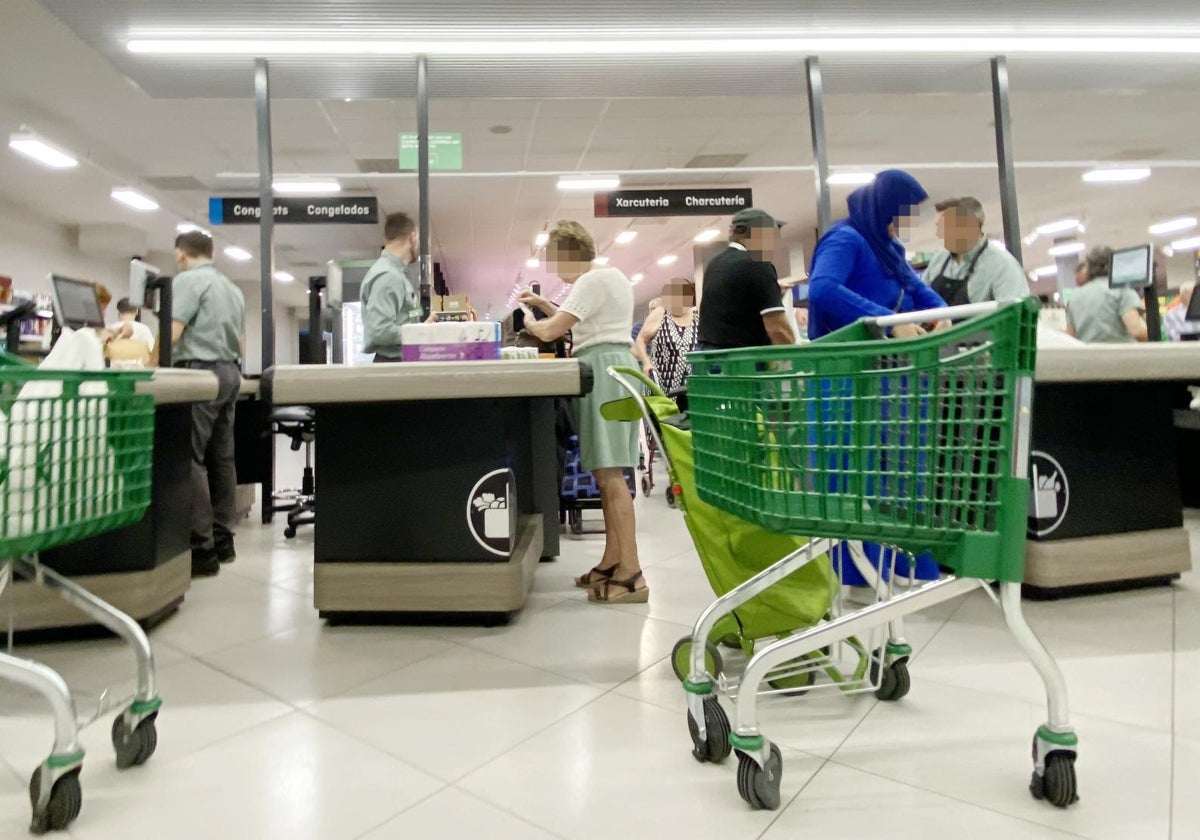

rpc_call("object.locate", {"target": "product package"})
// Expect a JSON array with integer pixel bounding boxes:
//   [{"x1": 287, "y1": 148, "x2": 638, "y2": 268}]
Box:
[{"x1": 399, "y1": 321, "x2": 501, "y2": 362}]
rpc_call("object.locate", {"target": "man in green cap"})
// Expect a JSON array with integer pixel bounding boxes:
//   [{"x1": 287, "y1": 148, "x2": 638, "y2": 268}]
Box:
[{"x1": 698, "y1": 207, "x2": 795, "y2": 350}]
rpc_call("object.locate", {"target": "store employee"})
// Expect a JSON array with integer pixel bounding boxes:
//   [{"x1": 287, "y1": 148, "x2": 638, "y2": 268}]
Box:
[
  {"x1": 362, "y1": 211, "x2": 422, "y2": 363},
  {"x1": 697, "y1": 208, "x2": 795, "y2": 349},
  {"x1": 923, "y1": 196, "x2": 1030, "y2": 306}
]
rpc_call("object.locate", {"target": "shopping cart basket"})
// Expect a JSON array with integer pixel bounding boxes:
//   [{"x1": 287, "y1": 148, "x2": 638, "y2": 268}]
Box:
[
  {"x1": 0, "y1": 351, "x2": 161, "y2": 834},
  {"x1": 682, "y1": 299, "x2": 1079, "y2": 811}
]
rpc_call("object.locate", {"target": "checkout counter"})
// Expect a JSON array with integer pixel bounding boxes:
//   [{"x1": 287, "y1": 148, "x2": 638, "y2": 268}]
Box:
[
  {"x1": 6, "y1": 368, "x2": 217, "y2": 631},
  {"x1": 1025, "y1": 340, "x2": 1199, "y2": 596},
  {"x1": 262, "y1": 359, "x2": 592, "y2": 621}
]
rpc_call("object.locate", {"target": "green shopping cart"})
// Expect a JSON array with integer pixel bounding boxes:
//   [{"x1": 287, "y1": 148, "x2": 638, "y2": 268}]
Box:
[
  {"x1": 0, "y1": 351, "x2": 161, "y2": 834},
  {"x1": 681, "y1": 299, "x2": 1079, "y2": 811}
]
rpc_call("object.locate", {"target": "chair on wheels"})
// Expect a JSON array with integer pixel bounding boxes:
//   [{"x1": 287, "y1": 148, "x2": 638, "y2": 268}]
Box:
[{"x1": 271, "y1": 406, "x2": 315, "y2": 539}]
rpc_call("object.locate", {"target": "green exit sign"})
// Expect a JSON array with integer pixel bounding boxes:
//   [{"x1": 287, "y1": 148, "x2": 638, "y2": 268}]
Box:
[{"x1": 399, "y1": 133, "x2": 463, "y2": 170}]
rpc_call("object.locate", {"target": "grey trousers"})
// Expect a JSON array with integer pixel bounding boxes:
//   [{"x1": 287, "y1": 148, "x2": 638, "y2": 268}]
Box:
[{"x1": 182, "y1": 360, "x2": 242, "y2": 550}]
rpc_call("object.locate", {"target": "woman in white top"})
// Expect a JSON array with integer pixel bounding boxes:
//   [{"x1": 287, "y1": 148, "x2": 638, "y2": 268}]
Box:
[{"x1": 520, "y1": 220, "x2": 648, "y2": 604}]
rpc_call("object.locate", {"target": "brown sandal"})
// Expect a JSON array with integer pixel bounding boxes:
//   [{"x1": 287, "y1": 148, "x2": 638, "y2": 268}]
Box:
[
  {"x1": 588, "y1": 572, "x2": 649, "y2": 604},
  {"x1": 575, "y1": 565, "x2": 617, "y2": 589}
]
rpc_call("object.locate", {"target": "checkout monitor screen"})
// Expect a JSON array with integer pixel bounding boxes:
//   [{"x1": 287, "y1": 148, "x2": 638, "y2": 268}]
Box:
[
  {"x1": 50, "y1": 274, "x2": 105, "y2": 328},
  {"x1": 1109, "y1": 244, "x2": 1153, "y2": 290}
]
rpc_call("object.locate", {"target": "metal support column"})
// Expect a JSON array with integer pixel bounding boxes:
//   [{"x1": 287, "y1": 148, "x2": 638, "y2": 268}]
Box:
[
  {"x1": 416, "y1": 54, "x2": 432, "y2": 317},
  {"x1": 254, "y1": 58, "x2": 276, "y2": 371},
  {"x1": 990, "y1": 57, "x2": 1023, "y2": 265},
  {"x1": 806, "y1": 58, "x2": 832, "y2": 237}
]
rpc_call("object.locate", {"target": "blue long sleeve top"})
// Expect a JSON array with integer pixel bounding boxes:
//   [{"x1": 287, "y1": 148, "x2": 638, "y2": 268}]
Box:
[{"x1": 807, "y1": 226, "x2": 946, "y2": 339}]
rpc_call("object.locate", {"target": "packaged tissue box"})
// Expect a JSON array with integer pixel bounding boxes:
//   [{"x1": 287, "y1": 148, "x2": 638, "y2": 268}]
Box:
[{"x1": 399, "y1": 321, "x2": 501, "y2": 362}]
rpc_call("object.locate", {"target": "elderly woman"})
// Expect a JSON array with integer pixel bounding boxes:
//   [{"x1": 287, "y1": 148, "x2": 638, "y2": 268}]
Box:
[{"x1": 519, "y1": 220, "x2": 648, "y2": 604}]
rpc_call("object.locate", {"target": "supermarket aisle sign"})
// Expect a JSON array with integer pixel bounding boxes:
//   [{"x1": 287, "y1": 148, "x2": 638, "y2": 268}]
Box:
[
  {"x1": 399, "y1": 133, "x2": 463, "y2": 170},
  {"x1": 208, "y1": 197, "x2": 379, "y2": 225},
  {"x1": 594, "y1": 188, "x2": 753, "y2": 218}
]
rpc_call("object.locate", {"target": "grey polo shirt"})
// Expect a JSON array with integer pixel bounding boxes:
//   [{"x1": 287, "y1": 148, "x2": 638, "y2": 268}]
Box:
[
  {"x1": 1067, "y1": 278, "x2": 1143, "y2": 343},
  {"x1": 361, "y1": 251, "x2": 421, "y2": 357},
  {"x1": 172, "y1": 260, "x2": 245, "y2": 363},
  {"x1": 923, "y1": 237, "x2": 1031, "y2": 304}
]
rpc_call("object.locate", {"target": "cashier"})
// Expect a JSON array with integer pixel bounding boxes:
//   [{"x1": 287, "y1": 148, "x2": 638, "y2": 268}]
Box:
[
  {"x1": 1066, "y1": 247, "x2": 1148, "y2": 343},
  {"x1": 519, "y1": 220, "x2": 648, "y2": 606},
  {"x1": 362, "y1": 212, "x2": 422, "y2": 363},
  {"x1": 922, "y1": 197, "x2": 1030, "y2": 305}
]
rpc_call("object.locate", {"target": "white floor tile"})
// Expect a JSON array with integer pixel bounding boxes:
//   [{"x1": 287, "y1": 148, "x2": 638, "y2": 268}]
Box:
[
  {"x1": 763, "y1": 761, "x2": 1085, "y2": 839},
  {"x1": 198, "y1": 621, "x2": 454, "y2": 707},
  {"x1": 460, "y1": 692, "x2": 823, "y2": 840},
  {"x1": 359, "y1": 785, "x2": 560, "y2": 839},
  {"x1": 307, "y1": 644, "x2": 603, "y2": 781},
  {"x1": 0, "y1": 760, "x2": 33, "y2": 838},
  {"x1": 1174, "y1": 736, "x2": 1200, "y2": 838},
  {"x1": 67, "y1": 712, "x2": 444, "y2": 840},
  {"x1": 149, "y1": 582, "x2": 313, "y2": 657}
]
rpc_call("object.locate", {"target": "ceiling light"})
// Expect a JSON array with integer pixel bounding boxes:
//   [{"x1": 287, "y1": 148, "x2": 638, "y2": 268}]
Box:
[
  {"x1": 274, "y1": 271, "x2": 295, "y2": 283},
  {"x1": 1035, "y1": 218, "x2": 1081, "y2": 236},
  {"x1": 176, "y1": 222, "x2": 210, "y2": 235},
  {"x1": 1170, "y1": 235, "x2": 1200, "y2": 252},
  {"x1": 125, "y1": 36, "x2": 1200, "y2": 58},
  {"x1": 826, "y1": 171, "x2": 875, "y2": 186},
  {"x1": 111, "y1": 188, "x2": 159, "y2": 212},
  {"x1": 557, "y1": 176, "x2": 620, "y2": 191},
  {"x1": 593, "y1": 256, "x2": 610, "y2": 265},
  {"x1": 694, "y1": 229, "x2": 721, "y2": 243},
  {"x1": 989, "y1": 239, "x2": 1008, "y2": 251},
  {"x1": 534, "y1": 232, "x2": 549, "y2": 247},
  {"x1": 1163, "y1": 246, "x2": 1176, "y2": 258},
  {"x1": 273, "y1": 180, "x2": 341, "y2": 194},
  {"x1": 657, "y1": 255, "x2": 678, "y2": 266},
  {"x1": 525, "y1": 257, "x2": 540, "y2": 269},
  {"x1": 1148, "y1": 216, "x2": 1197, "y2": 236},
  {"x1": 1047, "y1": 242, "x2": 1087, "y2": 257},
  {"x1": 1023, "y1": 233, "x2": 1039, "y2": 246},
  {"x1": 615, "y1": 230, "x2": 638, "y2": 245},
  {"x1": 630, "y1": 273, "x2": 644, "y2": 285},
  {"x1": 343, "y1": 98, "x2": 353, "y2": 103},
  {"x1": 1032, "y1": 265, "x2": 1059, "y2": 278},
  {"x1": 224, "y1": 246, "x2": 252, "y2": 262},
  {"x1": 1082, "y1": 167, "x2": 1151, "y2": 184},
  {"x1": 8, "y1": 133, "x2": 78, "y2": 169}
]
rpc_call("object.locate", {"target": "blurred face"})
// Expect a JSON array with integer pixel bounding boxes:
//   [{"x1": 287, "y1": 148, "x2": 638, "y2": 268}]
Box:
[
  {"x1": 746, "y1": 225, "x2": 778, "y2": 262},
  {"x1": 937, "y1": 209, "x2": 983, "y2": 253},
  {"x1": 546, "y1": 240, "x2": 593, "y2": 283},
  {"x1": 1075, "y1": 263, "x2": 1088, "y2": 285},
  {"x1": 662, "y1": 282, "x2": 694, "y2": 313},
  {"x1": 891, "y1": 203, "x2": 923, "y2": 243},
  {"x1": 119, "y1": 309, "x2": 137, "y2": 322}
]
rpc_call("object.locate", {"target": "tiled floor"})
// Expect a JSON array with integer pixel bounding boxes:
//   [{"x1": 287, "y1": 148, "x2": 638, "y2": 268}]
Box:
[{"x1": 1, "y1": 471, "x2": 1196, "y2": 839}]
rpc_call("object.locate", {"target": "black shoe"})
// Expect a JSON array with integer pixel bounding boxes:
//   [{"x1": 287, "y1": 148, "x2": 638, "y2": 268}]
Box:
[
  {"x1": 191, "y1": 547, "x2": 220, "y2": 578},
  {"x1": 216, "y1": 542, "x2": 237, "y2": 564}
]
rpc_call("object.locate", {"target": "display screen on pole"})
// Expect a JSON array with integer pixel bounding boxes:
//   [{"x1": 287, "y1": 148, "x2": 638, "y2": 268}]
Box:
[
  {"x1": 50, "y1": 274, "x2": 105, "y2": 328},
  {"x1": 1109, "y1": 244, "x2": 1153, "y2": 289}
]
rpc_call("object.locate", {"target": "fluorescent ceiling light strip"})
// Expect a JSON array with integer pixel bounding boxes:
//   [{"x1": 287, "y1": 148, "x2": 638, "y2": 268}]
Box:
[
  {"x1": 827, "y1": 171, "x2": 875, "y2": 186},
  {"x1": 534, "y1": 232, "x2": 549, "y2": 247},
  {"x1": 225, "y1": 246, "x2": 252, "y2": 261},
  {"x1": 1082, "y1": 167, "x2": 1151, "y2": 183},
  {"x1": 557, "y1": 177, "x2": 619, "y2": 191},
  {"x1": 274, "y1": 180, "x2": 340, "y2": 193},
  {"x1": 1035, "y1": 218, "x2": 1081, "y2": 236},
  {"x1": 176, "y1": 222, "x2": 211, "y2": 235},
  {"x1": 1170, "y1": 236, "x2": 1200, "y2": 251},
  {"x1": 1148, "y1": 216, "x2": 1197, "y2": 236},
  {"x1": 615, "y1": 231, "x2": 638, "y2": 245},
  {"x1": 111, "y1": 188, "x2": 159, "y2": 211},
  {"x1": 1032, "y1": 265, "x2": 1059, "y2": 278},
  {"x1": 592, "y1": 256, "x2": 610, "y2": 265},
  {"x1": 126, "y1": 36, "x2": 1200, "y2": 56},
  {"x1": 525, "y1": 258, "x2": 540, "y2": 268},
  {"x1": 1047, "y1": 242, "x2": 1086, "y2": 257},
  {"x1": 630, "y1": 273, "x2": 644, "y2": 285},
  {"x1": 8, "y1": 134, "x2": 78, "y2": 169},
  {"x1": 694, "y1": 229, "x2": 721, "y2": 243},
  {"x1": 273, "y1": 271, "x2": 295, "y2": 282},
  {"x1": 657, "y1": 255, "x2": 678, "y2": 266}
]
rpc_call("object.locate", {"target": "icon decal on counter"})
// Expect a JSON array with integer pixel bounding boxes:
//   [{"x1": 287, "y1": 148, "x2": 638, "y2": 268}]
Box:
[
  {"x1": 1027, "y1": 451, "x2": 1069, "y2": 537},
  {"x1": 467, "y1": 469, "x2": 514, "y2": 556}
]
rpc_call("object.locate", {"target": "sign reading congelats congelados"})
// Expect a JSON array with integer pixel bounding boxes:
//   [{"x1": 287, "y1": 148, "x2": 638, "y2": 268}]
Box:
[
  {"x1": 594, "y1": 188, "x2": 754, "y2": 218},
  {"x1": 208, "y1": 197, "x2": 379, "y2": 225}
]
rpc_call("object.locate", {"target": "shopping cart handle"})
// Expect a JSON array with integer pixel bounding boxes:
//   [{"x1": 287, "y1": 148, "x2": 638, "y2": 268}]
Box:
[{"x1": 868, "y1": 300, "x2": 1008, "y2": 330}]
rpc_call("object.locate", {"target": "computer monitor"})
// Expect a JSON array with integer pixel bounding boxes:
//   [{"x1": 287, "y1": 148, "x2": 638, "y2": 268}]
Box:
[
  {"x1": 50, "y1": 275, "x2": 105, "y2": 328},
  {"x1": 129, "y1": 259, "x2": 160, "y2": 311},
  {"x1": 1109, "y1": 244, "x2": 1153, "y2": 290}
]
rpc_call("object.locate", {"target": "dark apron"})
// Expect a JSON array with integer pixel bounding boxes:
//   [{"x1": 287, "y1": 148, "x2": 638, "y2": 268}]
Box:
[{"x1": 930, "y1": 245, "x2": 988, "y2": 307}]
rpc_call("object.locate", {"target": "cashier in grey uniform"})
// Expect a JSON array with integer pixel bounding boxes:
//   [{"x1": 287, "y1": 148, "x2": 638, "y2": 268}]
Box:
[
  {"x1": 170, "y1": 230, "x2": 246, "y2": 578},
  {"x1": 923, "y1": 197, "x2": 1031, "y2": 305},
  {"x1": 361, "y1": 212, "x2": 422, "y2": 363}
]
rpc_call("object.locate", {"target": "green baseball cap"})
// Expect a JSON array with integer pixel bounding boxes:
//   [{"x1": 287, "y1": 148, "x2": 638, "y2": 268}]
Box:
[{"x1": 730, "y1": 207, "x2": 781, "y2": 229}]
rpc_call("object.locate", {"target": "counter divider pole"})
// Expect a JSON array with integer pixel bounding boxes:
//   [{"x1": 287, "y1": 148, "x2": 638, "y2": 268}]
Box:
[
  {"x1": 417, "y1": 54, "x2": 432, "y2": 318},
  {"x1": 990, "y1": 56, "x2": 1024, "y2": 265},
  {"x1": 805, "y1": 57, "x2": 832, "y2": 238},
  {"x1": 254, "y1": 58, "x2": 276, "y2": 372}
]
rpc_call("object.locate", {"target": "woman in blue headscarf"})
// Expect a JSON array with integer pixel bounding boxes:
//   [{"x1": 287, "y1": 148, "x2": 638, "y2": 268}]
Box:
[
  {"x1": 808, "y1": 170, "x2": 948, "y2": 588},
  {"x1": 808, "y1": 169, "x2": 946, "y2": 339}
]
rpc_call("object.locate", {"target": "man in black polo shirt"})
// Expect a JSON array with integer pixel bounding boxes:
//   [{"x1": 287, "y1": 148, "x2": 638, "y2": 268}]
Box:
[{"x1": 698, "y1": 208, "x2": 795, "y2": 349}]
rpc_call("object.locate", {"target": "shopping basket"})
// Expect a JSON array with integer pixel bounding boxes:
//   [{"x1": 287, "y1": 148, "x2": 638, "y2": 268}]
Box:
[
  {"x1": 1, "y1": 350, "x2": 163, "y2": 834},
  {"x1": 679, "y1": 300, "x2": 1079, "y2": 812}
]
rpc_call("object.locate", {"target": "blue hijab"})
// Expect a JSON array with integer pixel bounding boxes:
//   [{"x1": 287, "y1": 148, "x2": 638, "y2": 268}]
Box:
[{"x1": 821, "y1": 169, "x2": 929, "y2": 287}]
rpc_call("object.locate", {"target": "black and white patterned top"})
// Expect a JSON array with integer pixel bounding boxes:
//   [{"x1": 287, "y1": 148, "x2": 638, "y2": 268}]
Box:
[{"x1": 650, "y1": 311, "x2": 699, "y2": 395}]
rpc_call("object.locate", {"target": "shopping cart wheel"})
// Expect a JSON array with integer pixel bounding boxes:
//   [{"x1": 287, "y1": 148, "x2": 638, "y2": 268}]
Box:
[
  {"x1": 112, "y1": 714, "x2": 158, "y2": 769},
  {"x1": 284, "y1": 526, "x2": 297, "y2": 539},
  {"x1": 28, "y1": 767, "x2": 81, "y2": 835},
  {"x1": 1029, "y1": 736, "x2": 1079, "y2": 808},
  {"x1": 671, "y1": 636, "x2": 723, "y2": 682},
  {"x1": 641, "y1": 475, "x2": 651, "y2": 494},
  {"x1": 872, "y1": 659, "x2": 911, "y2": 702},
  {"x1": 665, "y1": 486, "x2": 677, "y2": 508},
  {"x1": 687, "y1": 696, "x2": 732, "y2": 764},
  {"x1": 736, "y1": 743, "x2": 783, "y2": 810}
]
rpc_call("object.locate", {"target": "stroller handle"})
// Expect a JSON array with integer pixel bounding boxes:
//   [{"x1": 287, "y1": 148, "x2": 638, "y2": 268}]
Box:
[
  {"x1": 608, "y1": 365, "x2": 668, "y2": 398},
  {"x1": 606, "y1": 366, "x2": 676, "y2": 481}
]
